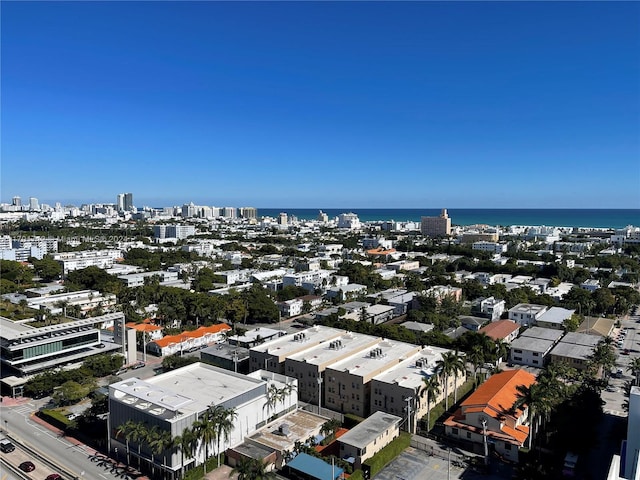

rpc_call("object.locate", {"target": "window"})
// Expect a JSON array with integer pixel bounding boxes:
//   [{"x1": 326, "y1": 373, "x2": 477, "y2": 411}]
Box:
[
  {"x1": 514, "y1": 349, "x2": 523, "y2": 354},
  {"x1": 532, "y1": 360, "x2": 539, "y2": 365},
  {"x1": 532, "y1": 352, "x2": 539, "y2": 357},
  {"x1": 467, "y1": 432, "x2": 472, "y2": 439},
  {"x1": 504, "y1": 443, "x2": 512, "y2": 451},
  {"x1": 514, "y1": 356, "x2": 522, "y2": 361},
  {"x1": 452, "y1": 428, "x2": 458, "y2": 435}
]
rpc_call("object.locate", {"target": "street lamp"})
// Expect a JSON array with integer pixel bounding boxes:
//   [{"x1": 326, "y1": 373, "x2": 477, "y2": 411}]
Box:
[
  {"x1": 404, "y1": 397, "x2": 413, "y2": 434},
  {"x1": 481, "y1": 417, "x2": 489, "y2": 466},
  {"x1": 317, "y1": 376, "x2": 323, "y2": 415}
]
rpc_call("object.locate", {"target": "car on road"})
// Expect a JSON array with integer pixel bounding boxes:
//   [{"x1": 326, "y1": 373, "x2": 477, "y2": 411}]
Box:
[
  {"x1": 0, "y1": 439, "x2": 15, "y2": 453},
  {"x1": 606, "y1": 386, "x2": 617, "y2": 392},
  {"x1": 46, "y1": 474, "x2": 62, "y2": 480},
  {"x1": 115, "y1": 367, "x2": 128, "y2": 375},
  {"x1": 131, "y1": 361, "x2": 146, "y2": 369},
  {"x1": 19, "y1": 461, "x2": 36, "y2": 472},
  {"x1": 622, "y1": 349, "x2": 630, "y2": 355},
  {"x1": 96, "y1": 343, "x2": 106, "y2": 348}
]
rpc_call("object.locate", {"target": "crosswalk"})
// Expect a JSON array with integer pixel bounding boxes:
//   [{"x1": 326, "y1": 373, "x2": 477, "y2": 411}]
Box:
[{"x1": 11, "y1": 404, "x2": 33, "y2": 416}]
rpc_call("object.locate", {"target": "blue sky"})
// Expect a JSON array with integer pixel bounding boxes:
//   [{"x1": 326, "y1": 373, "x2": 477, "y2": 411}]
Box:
[{"x1": 2, "y1": 1, "x2": 639, "y2": 209}]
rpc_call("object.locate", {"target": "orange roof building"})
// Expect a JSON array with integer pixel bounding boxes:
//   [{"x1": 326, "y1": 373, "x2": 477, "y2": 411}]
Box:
[
  {"x1": 366, "y1": 247, "x2": 397, "y2": 257},
  {"x1": 443, "y1": 369, "x2": 536, "y2": 464},
  {"x1": 479, "y1": 320, "x2": 521, "y2": 343},
  {"x1": 147, "y1": 323, "x2": 231, "y2": 356}
]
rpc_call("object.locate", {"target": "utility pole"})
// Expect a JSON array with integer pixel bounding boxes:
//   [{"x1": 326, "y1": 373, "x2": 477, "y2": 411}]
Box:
[
  {"x1": 317, "y1": 376, "x2": 323, "y2": 415},
  {"x1": 404, "y1": 397, "x2": 413, "y2": 434}
]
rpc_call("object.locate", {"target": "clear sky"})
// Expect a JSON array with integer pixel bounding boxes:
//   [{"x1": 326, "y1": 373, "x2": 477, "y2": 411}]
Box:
[{"x1": 2, "y1": 1, "x2": 639, "y2": 209}]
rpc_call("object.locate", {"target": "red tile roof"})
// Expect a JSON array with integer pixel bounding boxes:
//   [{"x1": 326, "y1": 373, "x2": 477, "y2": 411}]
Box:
[
  {"x1": 151, "y1": 324, "x2": 231, "y2": 348},
  {"x1": 479, "y1": 320, "x2": 520, "y2": 341}
]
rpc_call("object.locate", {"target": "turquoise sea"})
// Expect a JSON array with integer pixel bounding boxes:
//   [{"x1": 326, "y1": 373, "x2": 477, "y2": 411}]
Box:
[{"x1": 257, "y1": 209, "x2": 639, "y2": 229}]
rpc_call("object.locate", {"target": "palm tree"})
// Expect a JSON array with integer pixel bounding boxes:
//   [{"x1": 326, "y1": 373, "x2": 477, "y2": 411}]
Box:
[
  {"x1": 627, "y1": 356, "x2": 640, "y2": 386},
  {"x1": 193, "y1": 410, "x2": 217, "y2": 474},
  {"x1": 175, "y1": 427, "x2": 198, "y2": 479},
  {"x1": 130, "y1": 422, "x2": 148, "y2": 469},
  {"x1": 320, "y1": 418, "x2": 341, "y2": 442},
  {"x1": 212, "y1": 406, "x2": 237, "y2": 466},
  {"x1": 436, "y1": 351, "x2": 465, "y2": 409},
  {"x1": 263, "y1": 383, "x2": 280, "y2": 419},
  {"x1": 512, "y1": 382, "x2": 550, "y2": 449},
  {"x1": 467, "y1": 346, "x2": 485, "y2": 387},
  {"x1": 115, "y1": 419, "x2": 137, "y2": 466},
  {"x1": 145, "y1": 425, "x2": 161, "y2": 477},
  {"x1": 419, "y1": 375, "x2": 441, "y2": 433},
  {"x1": 150, "y1": 429, "x2": 172, "y2": 479},
  {"x1": 232, "y1": 457, "x2": 276, "y2": 480}
]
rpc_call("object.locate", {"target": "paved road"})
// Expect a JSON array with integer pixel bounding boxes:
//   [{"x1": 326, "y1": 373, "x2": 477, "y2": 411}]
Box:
[{"x1": 0, "y1": 399, "x2": 120, "y2": 480}]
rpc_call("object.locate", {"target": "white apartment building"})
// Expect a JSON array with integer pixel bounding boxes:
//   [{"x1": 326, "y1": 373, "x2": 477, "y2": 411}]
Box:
[
  {"x1": 152, "y1": 224, "x2": 196, "y2": 241},
  {"x1": 117, "y1": 270, "x2": 179, "y2": 288},
  {"x1": 337, "y1": 213, "x2": 361, "y2": 230},
  {"x1": 472, "y1": 241, "x2": 508, "y2": 254},
  {"x1": 53, "y1": 249, "x2": 123, "y2": 275},
  {"x1": 338, "y1": 412, "x2": 402, "y2": 470},
  {"x1": 318, "y1": 244, "x2": 343, "y2": 256},
  {"x1": 508, "y1": 303, "x2": 548, "y2": 327},
  {"x1": 278, "y1": 299, "x2": 304, "y2": 318},
  {"x1": 282, "y1": 270, "x2": 333, "y2": 292},
  {"x1": 26, "y1": 289, "x2": 117, "y2": 317},
  {"x1": 471, "y1": 296, "x2": 506, "y2": 322},
  {"x1": 216, "y1": 269, "x2": 254, "y2": 285}
]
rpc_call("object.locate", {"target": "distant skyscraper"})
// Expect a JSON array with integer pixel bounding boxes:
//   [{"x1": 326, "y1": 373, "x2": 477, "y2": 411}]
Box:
[
  {"x1": 29, "y1": 197, "x2": 39, "y2": 211},
  {"x1": 124, "y1": 193, "x2": 134, "y2": 211},
  {"x1": 12, "y1": 196, "x2": 21, "y2": 207},
  {"x1": 116, "y1": 194, "x2": 125, "y2": 212},
  {"x1": 317, "y1": 210, "x2": 328, "y2": 223},
  {"x1": 239, "y1": 207, "x2": 257, "y2": 219},
  {"x1": 337, "y1": 212, "x2": 361, "y2": 230},
  {"x1": 278, "y1": 212, "x2": 288, "y2": 225},
  {"x1": 421, "y1": 209, "x2": 452, "y2": 237}
]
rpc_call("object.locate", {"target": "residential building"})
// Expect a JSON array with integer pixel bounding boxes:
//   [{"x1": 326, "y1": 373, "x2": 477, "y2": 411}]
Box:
[
  {"x1": 548, "y1": 332, "x2": 600, "y2": 371},
  {"x1": 25, "y1": 289, "x2": 117, "y2": 317},
  {"x1": 509, "y1": 327, "x2": 563, "y2": 367},
  {"x1": 580, "y1": 279, "x2": 601, "y2": 292},
  {"x1": 508, "y1": 303, "x2": 548, "y2": 327},
  {"x1": 337, "y1": 213, "x2": 361, "y2": 230},
  {"x1": 146, "y1": 324, "x2": 231, "y2": 356},
  {"x1": 283, "y1": 453, "x2": 344, "y2": 480},
  {"x1": 535, "y1": 307, "x2": 575, "y2": 330},
  {"x1": 371, "y1": 346, "x2": 459, "y2": 433},
  {"x1": 472, "y1": 242, "x2": 507, "y2": 254},
  {"x1": 152, "y1": 224, "x2": 196, "y2": 241},
  {"x1": 216, "y1": 268, "x2": 254, "y2": 285},
  {"x1": 459, "y1": 316, "x2": 486, "y2": 332},
  {"x1": 338, "y1": 411, "x2": 402, "y2": 469},
  {"x1": 108, "y1": 363, "x2": 297, "y2": 478},
  {"x1": 249, "y1": 326, "x2": 345, "y2": 375},
  {"x1": 278, "y1": 299, "x2": 304, "y2": 318},
  {"x1": 425, "y1": 285, "x2": 463, "y2": 303},
  {"x1": 326, "y1": 283, "x2": 367, "y2": 302},
  {"x1": 201, "y1": 343, "x2": 250, "y2": 374},
  {"x1": 324, "y1": 339, "x2": 421, "y2": 417},
  {"x1": 444, "y1": 369, "x2": 536, "y2": 463},
  {"x1": 479, "y1": 320, "x2": 520, "y2": 344},
  {"x1": 228, "y1": 327, "x2": 283, "y2": 348},
  {"x1": 471, "y1": 297, "x2": 506, "y2": 322},
  {"x1": 421, "y1": 209, "x2": 451, "y2": 237},
  {"x1": 54, "y1": 249, "x2": 123, "y2": 275},
  {"x1": 284, "y1": 331, "x2": 380, "y2": 404},
  {"x1": 117, "y1": 270, "x2": 179, "y2": 288}
]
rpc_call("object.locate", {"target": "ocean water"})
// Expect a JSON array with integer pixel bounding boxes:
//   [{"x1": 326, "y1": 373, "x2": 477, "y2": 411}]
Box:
[{"x1": 257, "y1": 208, "x2": 639, "y2": 229}]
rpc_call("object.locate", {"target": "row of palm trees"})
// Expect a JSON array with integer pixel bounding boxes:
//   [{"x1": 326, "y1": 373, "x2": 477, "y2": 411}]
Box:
[
  {"x1": 115, "y1": 404, "x2": 237, "y2": 479},
  {"x1": 263, "y1": 382, "x2": 296, "y2": 420}
]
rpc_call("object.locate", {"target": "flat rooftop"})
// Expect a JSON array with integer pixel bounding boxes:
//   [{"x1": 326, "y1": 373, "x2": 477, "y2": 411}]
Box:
[
  {"x1": 560, "y1": 332, "x2": 601, "y2": 347},
  {"x1": 229, "y1": 327, "x2": 283, "y2": 344},
  {"x1": 511, "y1": 336, "x2": 555, "y2": 354},
  {"x1": 509, "y1": 304, "x2": 548, "y2": 315},
  {"x1": 339, "y1": 411, "x2": 402, "y2": 449},
  {"x1": 326, "y1": 339, "x2": 420, "y2": 379},
  {"x1": 286, "y1": 332, "x2": 380, "y2": 368},
  {"x1": 537, "y1": 307, "x2": 575, "y2": 325},
  {"x1": 249, "y1": 409, "x2": 326, "y2": 452},
  {"x1": 250, "y1": 326, "x2": 344, "y2": 359},
  {"x1": 372, "y1": 346, "x2": 451, "y2": 389},
  {"x1": 549, "y1": 342, "x2": 595, "y2": 361},
  {"x1": 520, "y1": 326, "x2": 564, "y2": 342},
  {"x1": 1, "y1": 313, "x2": 122, "y2": 341},
  {"x1": 111, "y1": 363, "x2": 265, "y2": 419}
]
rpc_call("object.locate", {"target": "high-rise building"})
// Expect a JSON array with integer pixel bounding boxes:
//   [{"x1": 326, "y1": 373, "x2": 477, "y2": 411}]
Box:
[
  {"x1": 317, "y1": 210, "x2": 328, "y2": 223},
  {"x1": 123, "y1": 193, "x2": 134, "y2": 211},
  {"x1": 116, "y1": 194, "x2": 125, "y2": 212},
  {"x1": 421, "y1": 209, "x2": 451, "y2": 237},
  {"x1": 12, "y1": 196, "x2": 21, "y2": 207},
  {"x1": 239, "y1": 207, "x2": 257, "y2": 219},
  {"x1": 278, "y1": 212, "x2": 288, "y2": 225},
  {"x1": 29, "y1": 197, "x2": 39, "y2": 211}
]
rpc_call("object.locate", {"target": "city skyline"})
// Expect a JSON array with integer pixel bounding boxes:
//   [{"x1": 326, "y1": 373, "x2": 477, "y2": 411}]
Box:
[{"x1": 2, "y1": 2, "x2": 639, "y2": 209}]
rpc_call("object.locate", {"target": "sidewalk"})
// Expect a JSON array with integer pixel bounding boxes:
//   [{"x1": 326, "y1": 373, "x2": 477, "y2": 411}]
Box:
[{"x1": 0, "y1": 395, "x2": 31, "y2": 407}]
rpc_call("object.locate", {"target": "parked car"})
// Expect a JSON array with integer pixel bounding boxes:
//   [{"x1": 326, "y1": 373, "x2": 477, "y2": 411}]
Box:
[
  {"x1": 46, "y1": 474, "x2": 62, "y2": 480},
  {"x1": 131, "y1": 361, "x2": 146, "y2": 370},
  {"x1": 19, "y1": 461, "x2": 36, "y2": 472}
]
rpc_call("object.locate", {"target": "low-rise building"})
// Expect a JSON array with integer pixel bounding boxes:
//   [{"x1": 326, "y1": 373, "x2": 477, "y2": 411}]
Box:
[
  {"x1": 508, "y1": 303, "x2": 548, "y2": 327},
  {"x1": 509, "y1": 327, "x2": 563, "y2": 367},
  {"x1": 535, "y1": 307, "x2": 575, "y2": 330},
  {"x1": 548, "y1": 332, "x2": 600, "y2": 371},
  {"x1": 108, "y1": 363, "x2": 297, "y2": 478},
  {"x1": 479, "y1": 320, "x2": 520, "y2": 344},
  {"x1": 444, "y1": 369, "x2": 537, "y2": 463},
  {"x1": 146, "y1": 324, "x2": 231, "y2": 356},
  {"x1": 471, "y1": 297, "x2": 506, "y2": 322},
  {"x1": 338, "y1": 411, "x2": 402, "y2": 470}
]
